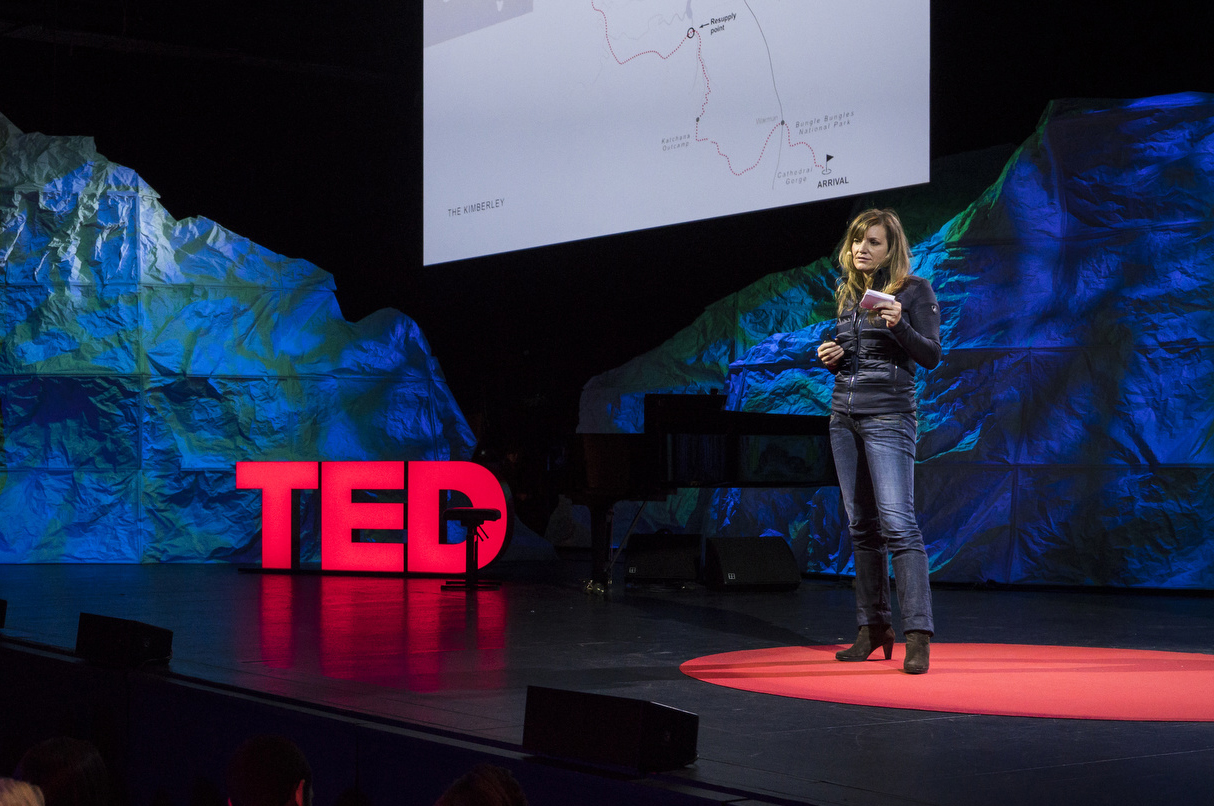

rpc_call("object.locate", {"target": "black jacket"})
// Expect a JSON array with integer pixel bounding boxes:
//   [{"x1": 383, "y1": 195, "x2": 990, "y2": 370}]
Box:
[{"x1": 830, "y1": 274, "x2": 941, "y2": 415}]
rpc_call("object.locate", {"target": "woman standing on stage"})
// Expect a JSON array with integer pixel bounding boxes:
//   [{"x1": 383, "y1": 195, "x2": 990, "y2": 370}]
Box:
[{"x1": 816, "y1": 208, "x2": 941, "y2": 674}]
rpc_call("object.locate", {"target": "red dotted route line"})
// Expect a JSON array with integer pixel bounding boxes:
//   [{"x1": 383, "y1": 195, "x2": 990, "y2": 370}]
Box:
[
  {"x1": 783, "y1": 126, "x2": 824, "y2": 170},
  {"x1": 591, "y1": 2, "x2": 824, "y2": 175}
]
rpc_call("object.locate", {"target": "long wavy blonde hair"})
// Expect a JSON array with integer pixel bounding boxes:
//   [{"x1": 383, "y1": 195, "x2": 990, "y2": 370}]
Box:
[
  {"x1": 0, "y1": 779, "x2": 44, "y2": 806},
  {"x1": 834, "y1": 208, "x2": 912, "y2": 316}
]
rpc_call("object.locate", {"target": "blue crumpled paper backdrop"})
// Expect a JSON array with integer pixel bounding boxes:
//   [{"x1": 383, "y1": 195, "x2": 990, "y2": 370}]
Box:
[
  {"x1": 578, "y1": 93, "x2": 1214, "y2": 588},
  {"x1": 0, "y1": 114, "x2": 476, "y2": 562}
]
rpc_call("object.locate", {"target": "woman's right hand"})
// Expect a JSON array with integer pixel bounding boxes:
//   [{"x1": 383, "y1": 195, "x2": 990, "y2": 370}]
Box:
[{"x1": 818, "y1": 340, "x2": 843, "y2": 369}]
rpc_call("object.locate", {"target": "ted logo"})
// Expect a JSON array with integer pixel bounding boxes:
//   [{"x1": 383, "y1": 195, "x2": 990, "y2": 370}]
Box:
[{"x1": 236, "y1": 461, "x2": 507, "y2": 574}]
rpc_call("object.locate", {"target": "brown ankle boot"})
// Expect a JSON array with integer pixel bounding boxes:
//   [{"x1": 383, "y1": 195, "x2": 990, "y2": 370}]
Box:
[
  {"x1": 835, "y1": 624, "x2": 895, "y2": 661},
  {"x1": 903, "y1": 630, "x2": 931, "y2": 674}
]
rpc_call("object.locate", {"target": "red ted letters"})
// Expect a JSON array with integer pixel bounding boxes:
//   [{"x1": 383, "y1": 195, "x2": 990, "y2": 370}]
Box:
[{"x1": 236, "y1": 461, "x2": 507, "y2": 573}]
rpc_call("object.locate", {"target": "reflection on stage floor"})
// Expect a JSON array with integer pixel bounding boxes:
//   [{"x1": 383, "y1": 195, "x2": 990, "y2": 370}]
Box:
[{"x1": 2, "y1": 558, "x2": 1214, "y2": 806}]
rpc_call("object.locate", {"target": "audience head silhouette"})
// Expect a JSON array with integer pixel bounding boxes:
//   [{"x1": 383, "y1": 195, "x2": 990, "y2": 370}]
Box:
[
  {"x1": 434, "y1": 765, "x2": 526, "y2": 806},
  {"x1": 226, "y1": 736, "x2": 312, "y2": 806},
  {"x1": 13, "y1": 738, "x2": 110, "y2": 806}
]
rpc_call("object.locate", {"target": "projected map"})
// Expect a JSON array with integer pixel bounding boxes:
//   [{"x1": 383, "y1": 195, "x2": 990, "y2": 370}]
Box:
[{"x1": 424, "y1": 0, "x2": 929, "y2": 265}]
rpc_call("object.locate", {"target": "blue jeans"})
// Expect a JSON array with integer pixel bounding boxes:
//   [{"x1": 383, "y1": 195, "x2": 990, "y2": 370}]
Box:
[{"x1": 830, "y1": 411, "x2": 934, "y2": 635}]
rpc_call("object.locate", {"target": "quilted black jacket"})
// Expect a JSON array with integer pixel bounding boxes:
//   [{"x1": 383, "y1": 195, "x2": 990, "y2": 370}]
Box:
[{"x1": 829, "y1": 274, "x2": 942, "y2": 415}]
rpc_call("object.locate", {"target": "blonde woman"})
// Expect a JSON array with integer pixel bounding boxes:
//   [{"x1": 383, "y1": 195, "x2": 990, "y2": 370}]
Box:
[{"x1": 817, "y1": 209, "x2": 941, "y2": 674}]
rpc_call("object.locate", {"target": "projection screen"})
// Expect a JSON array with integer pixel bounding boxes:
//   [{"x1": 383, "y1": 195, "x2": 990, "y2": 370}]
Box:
[{"x1": 423, "y1": 0, "x2": 930, "y2": 266}]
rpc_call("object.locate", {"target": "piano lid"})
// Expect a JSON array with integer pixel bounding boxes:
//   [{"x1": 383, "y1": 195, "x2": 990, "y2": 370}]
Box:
[
  {"x1": 643, "y1": 394, "x2": 837, "y2": 488},
  {"x1": 566, "y1": 395, "x2": 836, "y2": 498},
  {"x1": 644, "y1": 394, "x2": 830, "y2": 437}
]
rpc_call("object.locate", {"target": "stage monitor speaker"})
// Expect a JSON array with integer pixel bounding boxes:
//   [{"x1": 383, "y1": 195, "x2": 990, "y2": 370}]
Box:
[
  {"x1": 522, "y1": 686, "x2": 698, "y2": 774},
  {"x1": 704, "y1": 536, "x2": 800, "y2": 591},
  {"x1": 76, "y1": 612, "x2": 173, "y2": 668},
  {"x1": 625, "y1": 533, "x2": 700, "y2": 583},
  {"x1": 0, "y1": 598, "x2": 6, "y2": 628}
]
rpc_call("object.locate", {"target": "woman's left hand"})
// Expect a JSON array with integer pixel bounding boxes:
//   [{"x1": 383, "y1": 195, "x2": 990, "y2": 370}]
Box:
[{"x1": 874, "y1": 299, "x2": 902, "y2": 328}]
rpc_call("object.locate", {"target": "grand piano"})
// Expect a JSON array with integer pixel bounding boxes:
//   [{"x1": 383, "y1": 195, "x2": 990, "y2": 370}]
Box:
[{"x1": 566, "y1": 394, "x2": 837, "y2": 586}]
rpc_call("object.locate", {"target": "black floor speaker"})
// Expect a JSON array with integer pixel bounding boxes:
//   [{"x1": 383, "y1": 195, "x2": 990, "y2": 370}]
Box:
[
  {"x1": 0, "y1": 598, "x2": 6, "y2": 628},
  {"x1": 522, "y1": 686, "x2": 698, "y2": 774},
  {"x1": 703, "y1": 535, "x2": 801, "y2": 591},
  {"x1": 75, "y1": 612, "x2": 173, "y2": 668},
  {"x1": 625, "y1": 533, "x2": 700, "y2": 583}
]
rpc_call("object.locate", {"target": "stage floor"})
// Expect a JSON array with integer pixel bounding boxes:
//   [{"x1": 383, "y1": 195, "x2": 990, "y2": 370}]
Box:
[{"x1": 2, "y1": 558, "x2": 1214, "y2": 805}]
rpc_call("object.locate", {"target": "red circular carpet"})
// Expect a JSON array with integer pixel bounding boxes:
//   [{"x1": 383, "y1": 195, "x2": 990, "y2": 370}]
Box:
[{"x1": 680, "y1": 644, "x2": 1214, "y2": 721}]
